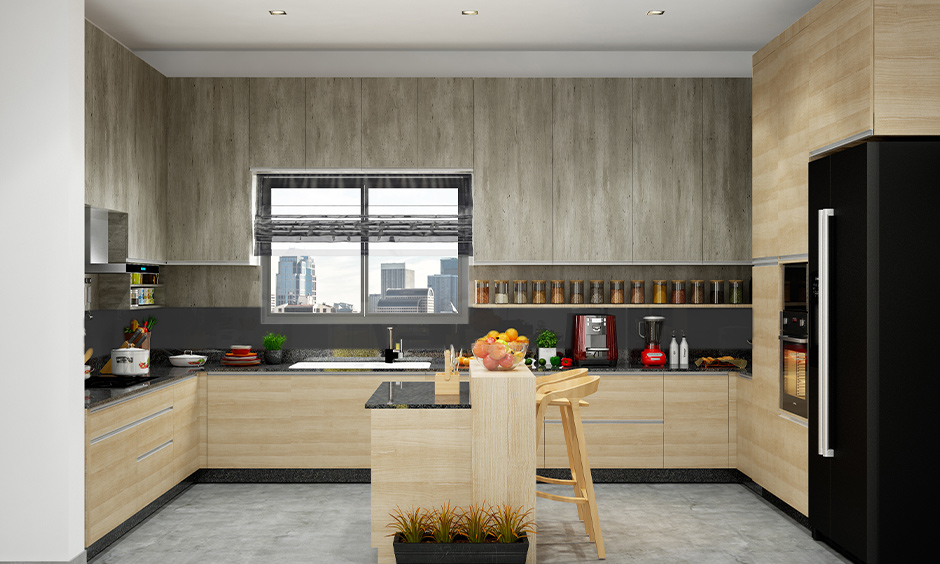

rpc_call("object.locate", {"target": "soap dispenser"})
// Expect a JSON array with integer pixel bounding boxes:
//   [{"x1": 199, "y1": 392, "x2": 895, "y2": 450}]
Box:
[
  {"x1": 669, "y1": 331, "x2": 679, "y2": 368},
  {"x1": 679, "y1": 331, "x2": 689, "y2": 369}
]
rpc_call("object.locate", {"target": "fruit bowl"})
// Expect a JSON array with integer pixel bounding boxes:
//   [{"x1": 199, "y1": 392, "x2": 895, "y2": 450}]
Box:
[{"x1": 471, "y1": 340, "x2": 528, "y2": 371}]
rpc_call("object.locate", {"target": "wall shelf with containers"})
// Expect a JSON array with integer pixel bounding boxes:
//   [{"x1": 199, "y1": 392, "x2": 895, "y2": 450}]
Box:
[{"x1": 93, "y1": 267, "x2": 164, "y2": 310}]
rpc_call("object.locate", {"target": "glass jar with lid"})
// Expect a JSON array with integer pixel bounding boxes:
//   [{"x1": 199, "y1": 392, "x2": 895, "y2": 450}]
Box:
[
  {"x1": 630, "y1": 280, "x2": 645, "y2": 304},
  {"x1": 729, "y1": 279, "x2": 745, "y2": 304},
  {"x1": 589, "y1": 280, "x2": 605, "y2": 304},
  {"x1": 494, "y1": 280, "x2": 510, "y2": 304},
  {"x1": 610, "y1": 280, "x2": 625, "y2": 304},
  {"x1": 513, "y1": 280, "x2": 528, "y2": 304},
  {"x1": 652, "y1": 280, "x2": 668, "y2": 304},
  {"x1": 569, "y1": 280, "x2": 585, "y2": 304},
  {"x1": 690, "y1": 280, "x2": 706, "y2": 304},
  {"x1": 550, "y1": 280, "x2": 566, "y2": 304},
  {"x1": 474, "y1": 280, "x2": 490, "y2": 304},
  {"x1": 532, "y1": 280, "x2": 547, "y2": 304},
  {"x1": 671, "y1": 280, "x2": 687, "y2": 304},
  {"x1": 709, "y1": 280, "x2": 725, "y2": 304}
]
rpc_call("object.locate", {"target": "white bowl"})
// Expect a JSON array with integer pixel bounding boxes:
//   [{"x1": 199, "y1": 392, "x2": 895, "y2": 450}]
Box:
[{"x1": 169, "y1": 351, "x2": 208, "y2": 367}]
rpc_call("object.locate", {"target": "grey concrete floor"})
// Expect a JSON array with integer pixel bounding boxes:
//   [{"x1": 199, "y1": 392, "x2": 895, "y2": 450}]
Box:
[{"x1": 88, "y1": 483, "x2": 851, "y2": 564}]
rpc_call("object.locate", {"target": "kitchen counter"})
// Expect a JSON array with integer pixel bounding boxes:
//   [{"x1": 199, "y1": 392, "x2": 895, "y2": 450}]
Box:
[{"x1": 364, "y1": 381, "x2": 471, "y2": 409}]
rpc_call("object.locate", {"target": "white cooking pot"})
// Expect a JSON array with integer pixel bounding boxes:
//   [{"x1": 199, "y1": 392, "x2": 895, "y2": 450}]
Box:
[{"x1": 111, "y1": 346, "x2": 150, "y2": 376}]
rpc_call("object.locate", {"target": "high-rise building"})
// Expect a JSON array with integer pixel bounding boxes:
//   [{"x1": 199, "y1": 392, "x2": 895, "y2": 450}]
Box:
[
  {"x1": 276, "y1": 256, "x2": 316, "y2": 306},
  {"x1": 375, "y1": 288, "x2": 434, "y2": 313},
  {"x1": 380, "y1": 262, "x2": 414, "y2": 296},
  {"x1": 428, "y1": 274, "x2": 459, "y2": 313},
  {"x1": 440, "y1": 257, "x2": 458, "y2": 277}
]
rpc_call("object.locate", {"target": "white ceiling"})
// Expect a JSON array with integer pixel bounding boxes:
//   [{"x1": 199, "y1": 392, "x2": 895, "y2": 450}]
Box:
[{"x1": 85, "y1": 0, "x2": 821, "y2": 77}]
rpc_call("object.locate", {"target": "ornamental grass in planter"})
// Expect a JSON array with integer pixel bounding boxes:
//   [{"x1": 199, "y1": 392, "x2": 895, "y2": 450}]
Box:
[{"x1": 388, "y1": 502, "x2": 535, "y2": 564}]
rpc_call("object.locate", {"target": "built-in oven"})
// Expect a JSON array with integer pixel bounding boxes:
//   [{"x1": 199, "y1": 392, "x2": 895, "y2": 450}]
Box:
[{"x1": 780, "y1": 310, "x2": 808, "y2": 418}]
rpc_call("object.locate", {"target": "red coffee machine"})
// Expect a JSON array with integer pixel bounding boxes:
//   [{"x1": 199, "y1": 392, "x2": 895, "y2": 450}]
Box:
[
  {"x1": 638, "y1": 315, "x2": 667, "y2": 366},
  {"x1": 572, "y1": 315, "x2": 618, "y2": 367}
]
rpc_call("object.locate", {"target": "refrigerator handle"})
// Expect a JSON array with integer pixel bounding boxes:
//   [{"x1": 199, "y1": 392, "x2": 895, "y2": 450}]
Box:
[{"x1": 818, "y1": 208, "x2": 835, "y2": 458}]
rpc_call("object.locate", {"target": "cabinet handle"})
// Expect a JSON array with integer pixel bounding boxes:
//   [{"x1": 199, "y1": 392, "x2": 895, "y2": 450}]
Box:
[
  {"x1": 137, "y1": 440, "x2": 173, "y2": 462},
  {"x1": 818, "y1": 208, "x2": 834, "y2": 458},
  {"x1": 90, "y1": 406, "x2": 173, "y2": 445}
]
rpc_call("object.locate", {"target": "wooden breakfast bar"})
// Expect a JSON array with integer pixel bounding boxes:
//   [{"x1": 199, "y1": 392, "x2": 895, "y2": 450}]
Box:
[{"x1": 366, "y1": 361, "x2": 536, "y2": 564}]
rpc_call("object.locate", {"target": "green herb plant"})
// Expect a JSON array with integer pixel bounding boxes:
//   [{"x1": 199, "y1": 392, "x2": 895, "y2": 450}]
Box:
[
  {"x1": 262, "y1": 332, "x2": 287, "y2": 351},
  {"x1": 459, "y1": 504, "x2": 494, "y2": 543},
  {"x1": 490, "y1": 504, "x2": 537, "y2": 543},
  {"x1": 387, "y1": 506, "x2": 428, "y2": 543},
  {"x1": 536, "y1": 330, "x2": 558, "y2": 349}
]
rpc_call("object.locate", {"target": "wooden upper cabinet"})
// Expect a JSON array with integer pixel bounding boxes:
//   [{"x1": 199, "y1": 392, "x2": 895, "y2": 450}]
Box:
[
  {"x1": 473, "y1": 78, "x2": 554, "y2": 263},
  {"x1": 417, "y1": 78, "x2": 473, "y2": 169},
  {"x1": 362, "y1": 78, "x2": 418, "y2": 168},
  {"x1": 248, "y1": 78, "x2": 305, "y2": 169},
  {"x1": 306, "y1": 78, "x2": 362, "y2": 168},
  {"x1": 166, "y1": 78, "x2": 251, "y2": 262},
  {"x1": 751, "y1": 48, "x2": 783, "y2": 260},
  {"x1": 632, "y1": 78, "x2": 704, "y2": 262},
  {"x1": 552, "y1": 78, "x2": 634, "y2": 263}
]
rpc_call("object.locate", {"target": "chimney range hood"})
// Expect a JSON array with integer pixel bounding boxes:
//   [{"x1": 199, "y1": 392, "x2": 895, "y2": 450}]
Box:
[{"x1": 84, "y1": 206, "x2": 160, "y2": 274}]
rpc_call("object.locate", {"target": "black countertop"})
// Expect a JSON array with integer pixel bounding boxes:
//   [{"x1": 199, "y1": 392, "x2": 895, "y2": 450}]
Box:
[{"x1": 364, "y1": 381, "x2": 471, "y2": 409}]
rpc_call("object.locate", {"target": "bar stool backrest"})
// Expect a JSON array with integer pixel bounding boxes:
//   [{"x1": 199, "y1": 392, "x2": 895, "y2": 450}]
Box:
[
  {"x1": 535, "y1": 368, "x2": 588, "y2": 391},
  {"x1": 535, "y1": 374, "x2": 600, "y2": 447}
]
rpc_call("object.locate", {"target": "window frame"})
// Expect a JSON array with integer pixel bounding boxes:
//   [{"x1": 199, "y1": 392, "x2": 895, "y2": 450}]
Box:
[{"x1": 255, "y1": 169, "x2": 472, "y2": 325}]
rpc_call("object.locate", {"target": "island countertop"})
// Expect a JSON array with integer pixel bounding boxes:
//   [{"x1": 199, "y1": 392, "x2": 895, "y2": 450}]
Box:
[{"x1": 364, "y1": 381, "x2": 470, "y2": 409}]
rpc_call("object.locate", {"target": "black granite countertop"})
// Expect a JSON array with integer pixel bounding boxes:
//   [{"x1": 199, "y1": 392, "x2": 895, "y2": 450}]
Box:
[{"x1": 365, "y1": 381, "x2": 471, "y2": 409}]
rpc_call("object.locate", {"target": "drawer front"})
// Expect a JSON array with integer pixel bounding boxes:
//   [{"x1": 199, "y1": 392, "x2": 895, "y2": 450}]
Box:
[{"x1": 87, "y1": 384, "x2": 175, "y2": 441}]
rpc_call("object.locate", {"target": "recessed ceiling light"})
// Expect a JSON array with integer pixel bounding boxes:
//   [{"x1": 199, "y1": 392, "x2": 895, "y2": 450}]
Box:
[
  {"x1": 269, "y1": 10, "x2": 287, "y2": 16},
  {"x1": 462, "y1": 10, "x2": 479, "y2": 16},
  {"x1": 647, "y1": 10, "x2": 665, "y2": 16}
]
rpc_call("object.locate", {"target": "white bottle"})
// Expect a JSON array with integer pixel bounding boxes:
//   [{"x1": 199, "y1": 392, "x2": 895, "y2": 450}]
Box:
[
  {"x1": 669, "y1": 332, "x2": 679, "y2": 368},
  {"x1": 679, "y1": 332, "x2": 689, "y2": 369}
]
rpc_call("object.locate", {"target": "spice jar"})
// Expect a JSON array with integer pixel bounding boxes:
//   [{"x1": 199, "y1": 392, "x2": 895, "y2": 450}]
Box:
[
  {"x1": 729, "y1": 279, "x2": 745, "y2": 304},
  {"x1": 532, "y1": 280, "x2": 547, "y2": 304},
  {"x1": 653, "y1": 280, "x2": 668, "y2": 304},
  {"x1": 690, "y1": 280, "x2": 706, "y2": 304},
  {"x1": 474, "y1": 280, "x2": 490, "y2": 304},
  {"x1": 550, "y1": 280, "x2": 566, "y2": 304},
  {"x1": 570, "y1": 280, "x2": 585, "y2": 304},
  {"x1": 709, "y1": 280, "x2": 725, "y2": 304},
  {"x1": 513, "y1": 280, "x2": 528, "y2": 304},
  {"x1": 671, "y1": 280, "x2": 687, "y2": 304},
  {"x1": 494, "y1": 280, "x2": 510, "y2": 304},
  {"x1": 630, "y1": 280, "x2": 645, "y2": 304},
  {"x1": 610, "y1": 280, "x2": 625, "y2": 304},
  {"x1": 589, "y1": 280, "x2": 605, "y2": 304}
]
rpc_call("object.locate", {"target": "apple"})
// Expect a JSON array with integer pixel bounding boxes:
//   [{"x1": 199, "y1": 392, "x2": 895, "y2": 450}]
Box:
[{"x1": 482, "y1": 356, "x2": 499, "y2": 370}]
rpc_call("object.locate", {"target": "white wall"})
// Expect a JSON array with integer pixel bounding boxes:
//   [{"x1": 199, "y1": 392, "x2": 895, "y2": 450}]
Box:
[{"x1": 0, "y1": 0, "x2": 85, "y2": 561}]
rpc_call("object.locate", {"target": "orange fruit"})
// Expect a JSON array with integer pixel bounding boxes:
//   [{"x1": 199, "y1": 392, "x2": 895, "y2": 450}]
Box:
[
  {"x1": 504, "y1": 328, "x2": 519, "y2": 341},
  {"x1": 498, "y1": 332, "x2": 508, "y2": 341},
  {"x1": 486, "y1": 330, "x2": 499, "y2": 339},
  {"x1": 516, "y1": 335, "x2": 529, "y2": 344}
]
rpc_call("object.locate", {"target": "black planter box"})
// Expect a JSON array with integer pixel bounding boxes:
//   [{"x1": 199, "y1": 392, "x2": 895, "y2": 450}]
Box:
[{"x1": 392, "y1": 536, "x2": 529, "y2": 564}]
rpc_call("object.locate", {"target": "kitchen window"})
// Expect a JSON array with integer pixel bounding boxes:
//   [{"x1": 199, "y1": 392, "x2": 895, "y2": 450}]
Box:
[{"x1": 254, "y1": 171, "x2": 472, "y2": 324}]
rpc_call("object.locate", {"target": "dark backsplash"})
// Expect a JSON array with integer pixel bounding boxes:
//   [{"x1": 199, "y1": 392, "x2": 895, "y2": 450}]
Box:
[{"x1": 85, "y1": 307, "x2": 752, "y2": 358}]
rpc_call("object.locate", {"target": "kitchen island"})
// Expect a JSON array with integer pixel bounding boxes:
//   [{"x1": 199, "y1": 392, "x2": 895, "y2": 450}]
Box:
[{"x1": 366, "y1": 361, "x2": 536, "y2": 564}]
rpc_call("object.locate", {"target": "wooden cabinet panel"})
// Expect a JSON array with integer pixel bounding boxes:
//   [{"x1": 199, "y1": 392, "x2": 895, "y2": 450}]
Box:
[
  {"x1": 206, "y1": 375, "x2": 292, "y2": 468},
  {"x1": 633, "y1": 78, "x2": 704, "y2": 261},
  {"x1": 702, "y1": 79, "x2": 752, "y2": 262},
  {"x1": 85, "y1": 418, "x2": 140, "y2": 545},
  {"x1": 473, "y1": 78, "x2": 554, "y2": 262},
  {"x1": 305, "y1": 78, "x2": 362, "y2": 168},
  {"x1": 134, "y1": 409, "x2": 176, "y2": 516},
  {"x1": 751, "y1": 49, "x2": 783, "y2": 260},
  {"x1": 874, "y1": 0, "x2": 940, "y2": 134},
  {"x1": 173, "y1": 376, "x2": 201, "y2": 482},
  {"x1": 664, "y1": 375, "x2": 730, "y2": 468},
  {"x1": 552, "y1": 78, "x2": 633, "y2": 262},
  {"x1": 416, "y1": 77, "x2": 473, "y2": 168},
  {"x1": 248, "y1": 78, "x2": 306, "y2": 168},
  {"x1": 166, "y1": 78, "x2": 250, "y2": 261},
  {"x1": 543, "y1": 421, "x2": 663, "y2": 469},
  {"x1": 362, "y1": 78, "x2": 418, "y2": 168}
]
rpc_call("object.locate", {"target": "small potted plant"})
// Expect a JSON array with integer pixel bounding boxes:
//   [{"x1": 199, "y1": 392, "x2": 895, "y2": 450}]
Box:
[
  {"x1": 536, "y1": 329, "x2": 558, "y2": 363},
  {"x1": 262, "y1": 332, "x2": 286, "y2": 364}
]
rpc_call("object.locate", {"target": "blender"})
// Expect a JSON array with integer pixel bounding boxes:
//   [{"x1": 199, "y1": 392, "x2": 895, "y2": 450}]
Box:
[{"x1": 638, "y1": 315, "x2": 667, "y2": 366}]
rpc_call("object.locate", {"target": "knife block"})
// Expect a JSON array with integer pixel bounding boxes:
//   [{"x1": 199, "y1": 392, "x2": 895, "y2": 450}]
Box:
[{"x1": 435, "y1": 350, "x2": 459, "y2": 396}]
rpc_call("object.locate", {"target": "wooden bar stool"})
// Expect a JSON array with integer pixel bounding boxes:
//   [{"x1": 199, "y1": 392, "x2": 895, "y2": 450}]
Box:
[{"x1": 535, "y1": 374, "x2": 605, "y2": 559}]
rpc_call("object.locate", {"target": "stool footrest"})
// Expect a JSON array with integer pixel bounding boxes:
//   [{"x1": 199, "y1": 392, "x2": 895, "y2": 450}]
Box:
[
  {"x1": 536, "y1": 474, "x2": 576, "y2": 486},
  {"x1": 537, "y1": 490, "x2": 587, "y2": 504}
]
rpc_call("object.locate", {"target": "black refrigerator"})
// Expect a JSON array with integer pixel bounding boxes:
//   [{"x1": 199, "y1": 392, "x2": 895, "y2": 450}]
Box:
[{"x1": 808, "y1": 139, "x2": 938, "y2": 563}]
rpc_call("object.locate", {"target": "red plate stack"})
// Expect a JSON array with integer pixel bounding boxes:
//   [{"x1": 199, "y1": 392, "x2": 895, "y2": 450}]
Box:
[{"x1": 221, "y1": 345, "x2": 260, "y2": 366}]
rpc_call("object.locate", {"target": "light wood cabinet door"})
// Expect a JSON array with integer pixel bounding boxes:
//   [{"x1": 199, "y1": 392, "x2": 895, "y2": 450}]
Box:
[
  {"x1": 664, "y1": 375, "x2": 730, "y2": 468},
  {"x1": 305, "y1": 78, "x2": 362, "y2": 168},
  {"x1": 249, "y1": 78, "x2": 306, "y2": 169},
  {"x1": 751, "y1": 47, "x2": 783, "y2": 260},
  {"x1": 166, "y1": 77, "x2": 251, "y2": 262},
  {"x1": 633, "y1": 78, "x2": 704, "y2": 262},
  {"x1": 417, "y1": 77, "x2": 473, "y2": 168},
  {"x1": 362, "y1": 78, "x2": 418, "y2": 168},
  {"x1": 206, "y1": 375, "x2": 292, "y2": 468},
  {"x1": 473, "y1": 78, "x2": 554, "y2": 262},
  {"x1": 552, "y1": 78, "x2": 633, "y2": 262},
  {"x1": 172, "y1": 376, "x2": 201, "y2": 482}
]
